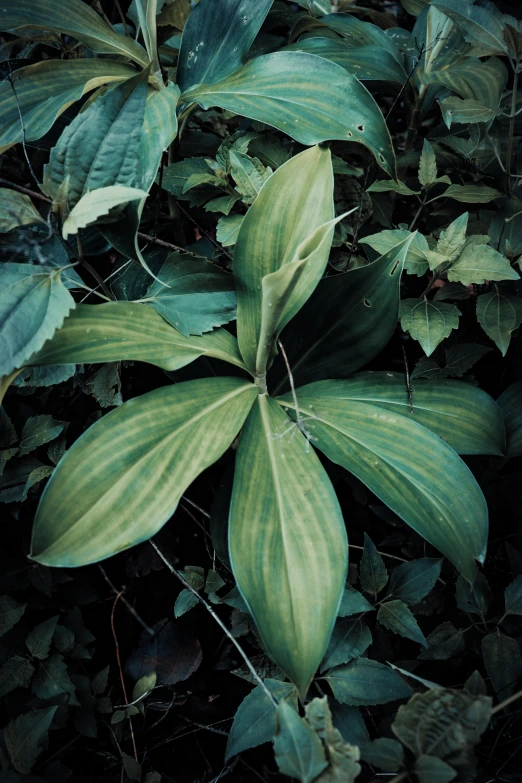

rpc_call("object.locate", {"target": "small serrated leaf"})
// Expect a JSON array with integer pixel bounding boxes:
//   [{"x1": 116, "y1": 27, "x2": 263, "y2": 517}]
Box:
[
  {"x1": 273, "y1": 701, "x2": 328, "y2": 783},
  {"x1": 26, "y1": 615, "x2": 59, "y2": 660},
  {"x1": 400, "y1": 298, "x2": 460, "y2": 356},
  {"x1": 377, "y1": 599, "x2": 427, "y2": 647},
  {"x1": 360, "y1": 534, "x2": 388, "y2": 597}
]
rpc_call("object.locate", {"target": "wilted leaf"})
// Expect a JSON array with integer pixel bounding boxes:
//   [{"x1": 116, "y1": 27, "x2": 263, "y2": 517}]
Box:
[{"x1": 305, "y1": 697, "x2": 361, "y2": 783}]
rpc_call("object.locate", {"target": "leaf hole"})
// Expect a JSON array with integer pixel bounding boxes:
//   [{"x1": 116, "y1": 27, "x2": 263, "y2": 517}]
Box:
[
  {"x1": 363, "y1": 299, "x2": 371, "y2": 307},
  {"x1": 357, "y1": 125, "x2": 364, "y2": 132},
  {"x1": 390, "y1": 260, "x2": 401, "y2": 275}
]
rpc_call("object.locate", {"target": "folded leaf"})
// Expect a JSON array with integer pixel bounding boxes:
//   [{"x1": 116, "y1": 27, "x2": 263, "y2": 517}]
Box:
[
  {"x1": 229, "y1": 394, "x2": 348, "y2": 696},
  {"x1": 278, "y1": 385, "x2": 488, "y2": 581},
  {"x1": 62, "y1": 186, "x2": 147, "y2": 239},
  {"x1": 182, "y1": 52, "x2": 395, "y2": 176},
  {"x1": 139, "y1": 82, "x2": 180, "y2": 191},
  {"x1": 31, "y1": 378, "x2": 257, "y2": 566}
]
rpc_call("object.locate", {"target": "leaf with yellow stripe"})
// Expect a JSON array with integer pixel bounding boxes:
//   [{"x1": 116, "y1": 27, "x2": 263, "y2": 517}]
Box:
[
  {"x1": 229, "y1": 394, "x2": 348, "y2": 696},
  {"x1": 30, "y1": 378, "x2": 257, "y2": 567}
]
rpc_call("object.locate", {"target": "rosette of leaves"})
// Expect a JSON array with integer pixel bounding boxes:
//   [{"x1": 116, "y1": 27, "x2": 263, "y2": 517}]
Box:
[{"x1": 2, "y1": 145, "x2": 505, "y2": 698}]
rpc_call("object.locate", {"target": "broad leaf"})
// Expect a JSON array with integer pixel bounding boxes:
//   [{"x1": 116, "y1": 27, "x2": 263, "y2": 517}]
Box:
[
  {"x1": 0, "y1": 656, "x2": 34, "y2": 697},
  {"x1": 415, "y1": 755, "x2": 456, "y2": 783},
  {"x1": 26, "y1": 616, "x2": 59, "y2": 660},
  {"x1": 182, "y1": 52, "x2": 396, "y2": 176},
  {"x1": 338, "y1": 586, "x2": 375, "y2": 617},
  {"x1": 377, "y1": 600, "x2": 427, "y2": 646},
  {"x1": 177, "y1": 0, "x2": 273, "y2": 92},
  {"x1": 62, "y1": 186, "x2": 147, "y2": 239},
  {"x1": 440, "y1": 96, "x2": 498, "y2": 127},
  {"x1": 456, "y1": 573, "x2": 490, "y2": 617},
  {"x1": 20, "y1": 416, "x2": 66, "y2": 456},
  {"x1": 321, "y1": 617, "x2": 372, "y2": 671},
  {"x1": 477, "y1": 290, "x2": 522, "y2": 356},
  {"x1": 44, "y1": 71, "x2": 148, "y2": 208},
  {"x1": 388, "y1": 559, "x2": 442, "y2": 606},
  {"x1": 25, "y1": 303, "x2": 247, "y2": 373},
  {"x1": 447, "y1": 242, "x2": 518, "y2": 285},
  {"x1": 30, "y1": 378, "x2": 257, "y2": 566},
  {"x1": 32, "y1": 652, "x2": 78, "y2": 704},
  {"x1": 0, "y1": 189, "x2": 45, "y2": 233},
  {"x1": 482, "y1": 631, "x2": 521, "y2": 699},
  {"x1": 4, "y1": 707, "x2": 57, "y2": 775},
  {"x1": 441, "y1": 184, "x2": 501, "y2": 203},
  {"x1": 234, "y1": 144, "x2": 335, "y2": 374},
  {"x1": 0, "y1": 0, "x2": 148, "y2": 64},
  {"x1": 400, "y1": 299, "x2": 461, "y2": 356},
  {"x1": 360, "y1": 229, "x2": 429, "y2": 276},
  {"x1": 436, "y1": 213, "x2": 468, "y2": 262},
  {"x1": 229, "y1": 394, "x2": 348, "y2": 696},
  {"x1": 274, "y1": 701, "x2": 328, "y2": 783},
  {"x1": 362, "y1": 738, "x2": 404, "y2": 772},
  {"x1": 323, "y1": 659, "x2": 412, "y2": 706},
  {"x1": 139, "y1": 82, "x2": 180, "y2": 191},
  {"x1": 0, "y1": 59, "x2": 136, "y2": 154},
  {"x1": 498, "y1": 381, "x2": 522, "y2": 458},
  {"x1": 504, "y1": 574, "x2": 522, "y2": 618},
  {"x1": 0, "y1": 264, "x2": 75, "y2": 377},
  {"x1": 278, "y1": 383, "x2": 488, "y2": 581},
  {"x1": 143, "y1": 254, "x2": 236, "y2": 336},
  {"x1": 432, "y1": 0, "x2": 508, "y2": 55},
  {"x1": 272, "y1": 235, "x2": 413, "y2": 392},
  {"x1": 0, "y1": 595, "x2": 26, "y2": 636}
]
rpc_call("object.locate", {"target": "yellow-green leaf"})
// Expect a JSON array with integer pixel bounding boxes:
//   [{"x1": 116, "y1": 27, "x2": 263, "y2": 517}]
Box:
[{"x1": 62, "y1": 186, "x2": 147, "y2": 240}]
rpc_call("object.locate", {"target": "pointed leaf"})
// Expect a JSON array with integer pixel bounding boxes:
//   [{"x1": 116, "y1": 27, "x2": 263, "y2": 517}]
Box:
[
  {"x1": 338, "y1": 586, "x2": 375, "y2": 617},
  {"x1": 436, "y1": 213, "x2": 468, "y2": 262},
  {"x1": 477, "y1": 290, "x2": 522, "y2": 356},
  {"x1": 456, "y1": 573, "x2": 490, "y2": 617},
  {"x1": 360, "y1": 534, "x2": 388, "y2": 597},
  {"x1": 448, "y1": 243, "x2": 518, "y2": 286},
  {"x1": 62, "y1": 186, "x2": 147, "y2": 240},
  {"x1": 32, "y1": 653, "x2": 78, "y2": 704},
  {"x1": 441, "y1": 184, "x2": 501, "y2": 203},
  {"x1": 432, "y1": 0, "x2": 508, "y2": 55},
  {"x1": 229, "y1": 394, "x2": 348, "y2": 696},
  {"x1": 498, "y1": 381, "x2": 522, "y2": 457},
  {"x1": 418, "y1": 140, "x2": 438, "y2": 187},
  {"x1": 321, "y1": 617, "x2": 372, "y2": 671},
  {"x1": 504, "y1": 574, "x2": 522, "y2": 618},
  {"x1": 482, "y1": 631, "x2": 521, "y2": 699},
  {"x1": 139, "y1": 82, "x2": 180, "y2": 191},
  {"x1": 274, "y1": 701, "x2": 328, "y2": 783},
  {"x1": 388, "y1": 559, "x2": 442, "y2": 605},
  {"x1": 19, "y1": 416, "x2": 66, "y2": 456},
  {"x1": 360, "y1": 229, "x2": 429, "y2": 276},
  {"x1": 26, "y1": 616, "x2": 59, "y2": 660},
  {"x1": 415, "y1": 755, "x2": 457, "y2": 783},
  {"x1": 0, "y1": 596, "x2": 26, "y2": 636},
  {"x1": 182, "y1": 52, "x2": 396, "y2": 176},
  {"x1": 377, "y1": 599, "x2": 427, "y2": 646},
  {"x1": 400, "y1": 298, "x2": 461, "y2": 356},
  {"x1": 31, "y1": 378, "x2": 257, "y2": 566},
  {"x1": 323, "y1": 659, "x2": 412, "y2": 706},
  {"x1": 0, "y1": 189, "x2": 45, "y2": 233},
  {"x1": 0, "y1": 656, "x2": 34, "y2": 697},
  {"x1": 4, "y1": 707, "x2": 57, "y2": 774}
]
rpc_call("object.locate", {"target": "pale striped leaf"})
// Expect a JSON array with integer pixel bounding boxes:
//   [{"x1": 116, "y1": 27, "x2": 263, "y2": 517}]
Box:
[
  {"x1": 31, "y1": 378, "x2": 257, "y2": 566},
  {"x1": 498, "y1": 381, "x2": 522, "y2": 458},
  {"x1": 139, "y1": 82, "x2": 180, "y2": 191}
]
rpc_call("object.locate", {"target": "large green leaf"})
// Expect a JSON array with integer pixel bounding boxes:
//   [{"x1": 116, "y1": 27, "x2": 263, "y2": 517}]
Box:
[
  {"x1": 177, "y1": 0, "x2": 273, "y2": 92},
  {"x1": 0, "y1": 264, "x2": 75, "y2": 377},
  {"x1": 0, "y1": 59, "x2": 137, "y2": 154},
  {"x1": 320, "y1": 13, "x2": 403, "y2": 59},
  {"x1": 134, "y1": 0, "x2": 161, "y2": 80},
  {"x1": 426, "y1": 57, "x2": 507, "y2": 109},
  {"x1": 277, "y1": 383, "x2": 488, "y2": 581},
  {"x1": 291, "y1": 372, "x2": 504, "y2": 456},
  {"x1": 181, "y1": 52, "x2": 395, "y2": 176},
  {"x1": 274, "y1": 701, "x2": 328, "y2": 783},
  {"x1": 431, "y1": 0, "x2": 509, "y2": 56},
  {"x1": 44, "y1": 70, "x2": 148, "y2": 207},
  {"x1": 0, "y1": 0, "x2": 148, "y2": 65},
  {"x1": 25, "y1": 303, "x2": 247, "y2": 372},
  {"x1": 31, "y1": 378, "x2": 257, "y2": 567},
  {"x1": 229, "y1": 394, "x2": 348, "y2": 696},
  {"x1": 271, "y1": 235, "x2": 413, "y2": 393},
  {"x1": 498, "y1": 381, "x2": 522, "y2": 458},
  {"x1": 234, "y1": 145, "x2": 335, "y2": 375},
  {"x1": 139, "y1": 82, "x2": 180, "y2": 191}
]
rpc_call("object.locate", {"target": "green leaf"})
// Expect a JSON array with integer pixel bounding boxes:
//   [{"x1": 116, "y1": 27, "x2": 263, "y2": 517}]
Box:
[
  {"x1": 0, "y1": 0, "x2": 148, "y2": 64},
  {"x1": 329, "y1": 703, "x2": 369, "y2": 747},
  {"x1": 388, "y1": 559, "x2": 442, "y2": 606},
  {"x1": 4, "y1": 707, "x2": 57, "y2": 774},
  {"x1": 323, "y1": 658, "x2": 412, "y2": 706},
  {"x1": 143, "y1": 253, "x2": 236, "y2": 335},
  {"x1": 177, "y1": 0, "x2": 273, "y2": 92},
  {"x1": 26, "y1": 302, "x2": 247, "y2": 373},
  {"x1": 456, "y1": 573, "x2": 490, "y2": 617},
  {"x1": 504, "y1": 574, "x2": 522, "y2": 618},
  {"x1": 0, "y1": 189, "x2": 45, "y2": 233},
  {"x1": 338, "y1": 586, "x2": 375, "y2": 617},
  {"x1": 278, "y1": 382, "x2": 488, "y2": 582},
  {"x1": 447, "y1": 242, "x2": 518, "y2": 285},
  {"x1": 132, "y1": 671, "x2": 157, "y2": 702},
  {"x1": 0, "y1": 656, "x2": 34, "y2": 697},
  {"x1": 419, "y1": 622, "x2": 465, "y2": 661},
  {"x1": 122, "y1": 752, "x2": 142, "y2": 782},
  {"x1": 360, "y1": 229, "x2": 429, "y2": 276},
  {"x1": 411, "y1": 343, "x2": 492, "y2": 380},
  {"x1": 134, "y1": 0, "x2": 161, "y2": 79},
  {"x1": 367, "y1": 180, "x2": 420, "y2": 196},
  {"x1": 272, "y1": 235, "x2": 413, "y2": 392},
  {"x1": 0, "y1": 264, "x2": 75, "y2": 377},
  {"x1": 440, "y1": 96, "x2": 498, "y2": 127},
  {"x1": 274, "y1": 701, "x2": 328, "y2": 783},
  {"x1": 32, "y1": 652, "x2": 79, "y2": 704},
  {"x1": 400, "y1": 299, "x2": 461, "y2": 356},
  {"x1": 30, "y1": 378, "x2": 257, "y2": 566},
  {"x1": 321, "y1": 617, "x2": 372, "y2": 671},
  {"x1": 174, "y1": 590, "x2": 199, "y2": 618},
  {"x1": 360, "y1": 534, "x2": 388, "y2": 597},
  {"x1": 362, "y1": 737, "x2": 404, "y2": 772},
  {"x1": 482, "y1": 631, "x2": 521, "y2": 699},
  {"x1": 139, "y1": 81, "x2": 180, "y2": 191},
  {"x1": 432, "y1": 0, "x2": 508, "y2": 55},
  {"x1": 62, "y1": 186, "x2": 147, "y2": 240},
  {"x1": 216, "y1": 214, "x2": 244, "y2": 247},
  {"x1": 477, "y1": 290, "x2": 522, "y2": 356},
  {"x1": 305, "y1": 696, "x2": 362, "y2": 782},
  {"x1": 26, "y1": 616, "x2": 59, "y2": 660},
  {"x1": 436, "y1": 213, "x2": 468, "y2": 262},
  {"x1": 428, "y1": 56, "x2": 507, "y2": 108},
  {"x1": 182, "y1": 52, "x2": 396, "y2": 177},
  {"x1": 377, "y1": 599, "x2": 427, "y2": 647},
  {"x1": 229, "y1": 394, "x2": 347, "y2": 696},
  {"x1": 440, "y1": 183, "x2": 501, "y2": 203},
  {"x1": 0, "y1": 59, "x2": 137, "y2": 153},
  {"x1": 415, "y1": 755, "x2": 457, "y2": 783},
  {"x1": 498, "y1": 381, "x2": 522, "y2": 457},
  {"x1": 44, "y1": 71, "x2": 148, "y2": 208},
  {"x1": 418, "y1": 139, "x2": 438, "y2": 187},
  {"x1": 226, "y1": 679, "x2": 297, "y2": 760},
  {"x1": 308, "y1": 372, "x2": 505, "y2": 456},
  {"x1": 229, "y1": 150, "x2": 272, "y2": 204},
  {"x1": 19, "y1": 415, "x2": 66, "y2": 456},
  {"x1": 234, "y1": 145, "x2": 335, "y2": 374}
]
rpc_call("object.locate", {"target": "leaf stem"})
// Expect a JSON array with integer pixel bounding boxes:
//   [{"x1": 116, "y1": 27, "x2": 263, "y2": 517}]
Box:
[
  {"x1": 506, "y1": 64, "x2": 520, "y2": 197},
  {"x1": 491, "y1": 685, "x2": 522, "y2": 715}
]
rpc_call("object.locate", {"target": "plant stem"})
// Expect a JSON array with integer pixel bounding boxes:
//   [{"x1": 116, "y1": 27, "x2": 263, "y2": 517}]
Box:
[
  {"x1": 110, "y1": 590, "x2": 139, "y2": 762},
  {"x1": 409, "y1": 196, "x2": 427, "y2": 231},
  {"x1": 404, "y1": 84, "x2": 427, "y2": 156},
  {"x1": 0, "y1": 177, "x2": 50, "y2": 202},
  {"x1": 506, "y1": 64, "x2": 520, "y2": 197},
  {"x1": 491, "y1": 685, "x2": 522, "y2": 715}
]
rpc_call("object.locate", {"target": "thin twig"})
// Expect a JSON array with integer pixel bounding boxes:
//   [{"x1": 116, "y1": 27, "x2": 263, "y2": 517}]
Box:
[
  {"x1": 110, "y1": 590, "x2": 139, "y2": 762},
  {"x1": 6, "y1": 68, "x2": 40, "y2": 190},
  {"x1": 150, "y1": 540, "x2": 278, "y2": 707},
  {"x1": 491, "y1": 686, "x2": 522, "y2": 715},
  {"x1": 0, "y1": 177, "x2": 51, "y2": 202},
  {"x1": 76, "y1": 235, "x2": 115, "y2": 301},
  {"x1": 137, "y1": 231, "x2": 205, "y2": 258},
  {"x1": 176, "y1": 202, "x2": 234, "y2": 262},
  {"x1": 98, "y1": 565, "x2": 154, "y2": 636}
]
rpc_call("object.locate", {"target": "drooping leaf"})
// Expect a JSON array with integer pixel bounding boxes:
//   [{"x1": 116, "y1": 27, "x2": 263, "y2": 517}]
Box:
[
  {"x1": 321, "y1": 616, "x2": 372, "y2": 671},
  {"x1": 360, "y1": 533, "x2": 388, "y2": 597},
  {"x1": 411, "y1": 343, "x2": 491, "y2": 380},
  {"x1": 62, "y1": 186, "x2": 147, "y2": 240},
  {"x1": 367, "y1": 179, "x2": 420, "y2": 196},
  {"x1": 182, "y1": 52, "x2": 396, "y2": 176},
  {"x1": 431, "y1": 0, "x2": 508, "y2": 55},
  {"x1": 0, "y1": 264, "x2": 75, "y2": 377},
  {"x1": 226, "y1": 679, "x2": 297, "y2": 760},
  {"x1": 274, "y1": 701, "x2": 328, "y2": 783},
  {"x1": 134, "y1": 0, "x2": 161, "y2": 79},
  {"x1": 216, "y1": 214, "x2": 244, "y2": 247},
  {"x1": 323, "y1": 659, "x2": 412, "y2": 706},
  {"x1": 25, "y1": 302, "x2": 247, "y2": 373},
  {"x1": 498, "y1": 381, "x2": 522, "y2": 457},
  {"x1": 30, "y1": 378, "x2": 257, "y2": 566},
  {"x1": 278, "y1": 383, "x2": 488, "y2": 581},
  {"x1": 0, "y1": 189, "x2": 45, "y2": 233},
  {"x1": 229, "y1": 394, "x2": 347, "y2": 696},
  {"x1": 25, "y1": 616, "x2": 59, "y2": 660},
  {"x1": 4, "y1": 707, "x2": 57, "y2": 774},
  {"x1": 447, "y1": 242, "x2": 518, "y2": 285},
  {"x1": 400, "y1": 298, "x2": 461, "y2": 356},
  {"x1": 377, "y1": 599, "x2": 427, "y2": 647},
  {"x1": 143, "y1": 253, "x2": 236, "y2": 336},
  {"x1": 440, "y1": 96, "x2": 498, "y2": 127},
  {"x1": 0, "y1": 0, "x2": 148, "y2": 64},
  {"x1": 482, "y1": 631, "x2": 521, "y2": 699},
  {"x1": 477, "y1": 290, "x2": 522, "y2": 356},
  {"x1": 388, "y1": 559, "x2": 442, "y2": 606},
  {"x1": 441, "y1": 183, "x2": 502, "y2": 203},
  {"x1": 177, "y1": 0, "x2": 273, "y2": 92},
  {"x1": 0, "y1": 656, "x2": 35, "y2": 697},
  {"x1": 139, "y1": 82, "x2": 180, "y2": 191}
]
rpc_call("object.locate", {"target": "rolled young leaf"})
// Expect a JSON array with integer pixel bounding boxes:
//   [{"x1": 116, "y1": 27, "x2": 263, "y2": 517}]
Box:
[
  {"x1": 181, "y1": 52, "x2": 395, "y2": 176},
  {"x1": 229, "y1": 394, "x2": 348, "y2": 696},
  {"x1": 233, "y1": 145, "x2": 334, "y2": 375},
  {"x1": 277, "y1": 386, "x2": 488, "y2": 582},
  {"x1": 25, "y1": 303, "x2": 247, "y2": 372},
  {"x1": 31, "y1": 378, "x2": 258, "y2": 566}
]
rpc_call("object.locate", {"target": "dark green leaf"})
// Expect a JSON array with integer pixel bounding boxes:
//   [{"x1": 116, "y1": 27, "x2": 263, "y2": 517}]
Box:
[
  {"x1": 504, "y1": 574, "x2": 522, "y2": 618},
  {"x1": 273, "y1": 701, "x2": 328, "y2": 783},
  {"x1": 362, "y1": 738, "x2": 404, "y2": 772},
  {"x1": 19, "y1": 417, "x2": 66, "y2": 457},
  {"x1": 455, "y1": 574, "x2": 490, "y2": 617},
  {"x1": 498, "y1": 381, "x2": 522, "y2": 457},
  {"x1": 0, "y1": 656, "x2": 35, "y2": 697},
  {"x1": 25, "y1": 616, "x2": 59, "y2": 660},
  {"x1": 482, "y1": 631, "x2": 521, "y2": 699},
  {"x1": 360, "y1": 534, "x2": 388, "y2": 597},
  {"x1": 0, "y1": 595, "x2": 27, "y2": 636},
  {"x1": 400, "y1": 299, "x2": 461, "y2": 356},
  {"x1": 32, "y1": 653, "x2": 79, "y2": 705},
  {"x1": 388, "y1": 559, "x2": 442, "y2": 605},
  {"x1": 0, "y1": 189, "x2": 45, "y2": 233},
  {"x1": 338, "y1": 586, "x2": 375, "y2": 617},
  {"x1": 415, "y1": 755, "x2": 457, "y2": 783},
  {"x1": 329, "y1": 703, "x2": 369, "y2": 747},
  {"x1": 321, "y1": 617, "x2": 372, "y2": 672},
  {"x1": 377, "y1": 599, "x2": 427, "y2": 647},
  {"x1": 419, "y1": 623, "x2": 465, "y2": 661},
  {"x1": 477, "y1": 290, "x2": 522, "y2": 356},
  {"x1": 323, "y1": 659, "x2": 412, "y2": 706},
  {"x1": 4, "y1": 707, "x2": 57, "y2": 774}
]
